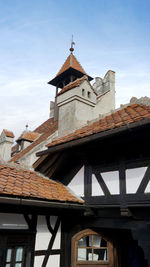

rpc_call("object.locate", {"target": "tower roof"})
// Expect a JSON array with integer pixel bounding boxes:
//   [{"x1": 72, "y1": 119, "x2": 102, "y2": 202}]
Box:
[
  {"x1": 48, "y1": 52, "x2": 93, "y2": 88},
  {"x1": 56, "y1": 53, "x2": 87, "y2": 77}
]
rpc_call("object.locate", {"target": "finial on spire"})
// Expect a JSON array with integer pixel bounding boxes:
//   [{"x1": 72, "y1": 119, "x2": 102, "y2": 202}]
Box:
[
  {"x1": 25, "y1": 123, "x2": 29, "y2": 131},
  {"x1": 70, "y1": 35, "x2": 75, "y2": 53}
]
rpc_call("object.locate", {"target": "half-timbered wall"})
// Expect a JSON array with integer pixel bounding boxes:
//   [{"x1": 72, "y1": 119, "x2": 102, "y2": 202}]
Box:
[
  {"x1": 67, "y1": 161, "x2": 150, "y2": 206},
  {"x1": 34, "y1": 215, "x2": 61, "y2": 267},
  {"x1": 0, "y1": 213, "x2": 61, "y2": 267},
  {"x1": 68, "y1": 166, "x2": 84, "y2": 196}
]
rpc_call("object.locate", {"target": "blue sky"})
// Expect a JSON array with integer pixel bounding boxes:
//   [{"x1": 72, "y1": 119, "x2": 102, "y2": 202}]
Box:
[{"x1": 0, "y1": 0, "x2": 150, "y2": 138}]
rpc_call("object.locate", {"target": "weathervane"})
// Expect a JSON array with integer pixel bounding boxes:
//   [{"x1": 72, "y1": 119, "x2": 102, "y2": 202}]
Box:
[
  {"x1": 70, "y1": 35, "x2": 75, "y2": 53},
  {"x1": 25, "y1": 123, "x2": 29, "y2": 131}
]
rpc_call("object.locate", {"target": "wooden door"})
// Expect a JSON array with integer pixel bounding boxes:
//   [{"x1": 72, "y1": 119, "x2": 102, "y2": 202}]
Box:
[{"x1": 72, "y1": 229, "x2": 114, "y2": 267}]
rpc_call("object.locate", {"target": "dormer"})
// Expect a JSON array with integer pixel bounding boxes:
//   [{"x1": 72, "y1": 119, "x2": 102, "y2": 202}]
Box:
[{"x1": 16, "y1": 131, "x2": 40, "y2": 151}]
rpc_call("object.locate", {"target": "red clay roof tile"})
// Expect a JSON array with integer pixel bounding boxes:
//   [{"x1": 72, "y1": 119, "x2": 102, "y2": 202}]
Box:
[
  {"x1": 46, "y1": 104, "x2": 150, "y2": 148},
  {"x1": 3, "y1": 130, "x2": 14, "y2": 138},
  {"x1": 56, "y1": 53, "x2": 87, "y2": 77},
  {"x1": 57, "y1": 76, "x2": 86, "y2": 96},
  {"x1": 17, "y1": 131, "x2": 40, "y2": 142},
  {"x1": 0, "y1": 163, "x2": 83, "y2": 203},
  {"x1": 57, "y1": 75, "x2": 97, "y2": 97},
  {"x1": 11, "y1": 118, "x2": 55, "y2": 155},
  {"x1": 34, "y1": 117, "x2": 55, "y2": 134},
  {"x1": 10, "y1": 121, "x2": 58, "y2": 163}
]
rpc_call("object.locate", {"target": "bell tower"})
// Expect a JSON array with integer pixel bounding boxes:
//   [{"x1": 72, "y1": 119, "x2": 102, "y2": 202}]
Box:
[{"x1": 48, "y1": 42, "x2": 93, "y2": 121}]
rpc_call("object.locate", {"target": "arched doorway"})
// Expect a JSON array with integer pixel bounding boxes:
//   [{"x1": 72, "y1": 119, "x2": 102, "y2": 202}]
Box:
[{"x1": 71, "y1": 229, "x2": 114, "y2": 267}]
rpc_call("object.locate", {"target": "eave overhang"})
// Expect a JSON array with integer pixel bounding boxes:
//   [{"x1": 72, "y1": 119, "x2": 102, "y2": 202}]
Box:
[
  {"x1": 48, "y1": 67, "x2": 93, "y2": 88},
  {"x1": 36, "y1": 117, "x2": 150, "y2": 158},
  {"x1": 0, "y1": 195, "x2": 85, "y2": 211}
]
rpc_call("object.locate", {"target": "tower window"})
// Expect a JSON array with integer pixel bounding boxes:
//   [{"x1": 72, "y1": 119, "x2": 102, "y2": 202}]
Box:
[
  {"x1": 88, "y1": 91, "x2": 91, "y2": 98},
  {"x1": 82, "y1": 89, "x2": 85, "y2": 97}
]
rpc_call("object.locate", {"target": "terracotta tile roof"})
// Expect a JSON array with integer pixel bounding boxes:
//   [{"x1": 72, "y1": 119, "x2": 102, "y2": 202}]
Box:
[
  {"x1": 17, "y1": 131, "x2": 40, "y2": 143},
  {"x1": 11, "y1": 117, "x2": 55, "y2": 156},
  {"x1": 34, "y1": 117, "x2": 55, "y2": 134},
  {"x1": 57, "y1": 76, "x2": 86, "y2": 96},
  {"x1": 3, "y1": 130, "x2": 14, "y2": 138},
  {"x1": 9, "y1": 121, "x2": 58, "y2": 163},
  {"x1": 0, "y1": 163, "x2": 83, "y2": 203},
  {"x1": 11, "y1": 144, "x2": 18, "y2": 154},
  {"x1": 47, "y1": 104, "x2": 150, "y2": 148},
  {"x1": 56, "y1": 53, "x2": 87, "y2": 77},
  {"x1": 57, "y1": 76, "x2": 97, "y2": 97}
]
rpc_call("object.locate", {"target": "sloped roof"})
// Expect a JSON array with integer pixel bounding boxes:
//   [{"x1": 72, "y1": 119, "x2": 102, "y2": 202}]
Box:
[
  {"x1": 57, "y1": 75, "x2": 97, "y2": 97},
  {"x1": 3, "y1": 130, "x2": 14, "y2": 138},
  {"x1": 56, "y1": 53, "x2": 87, "y2": 77},
  {"x1": 46, "y1": 104, "x2": 150, "y2": 148},
  {"x1": 11, "y1": 117, "x2": 56, "y2": 156},
  {"x1": 0, "y1": 163, "x2": 83, "y2": 203},
  {"x1": 17, "y1": 131, "x2": 40, "y2": 142},
  {"x1": 57, "y1": 76, "x2": 85, "y2": 96},
  {"x1": 10, "y1": 120, "x2": 58, "y2": 163},
  {"x1": 34, "y1": 117, "x2": 55, "y2": 134}
]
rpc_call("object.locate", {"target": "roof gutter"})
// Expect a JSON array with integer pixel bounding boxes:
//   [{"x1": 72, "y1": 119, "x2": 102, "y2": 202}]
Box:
[
  {"x1": 0, "y1": 195, "x2": 86, "y2": 211},
  {"x1": 36, "y1": 117, "x2": 150, "y2": 157}
]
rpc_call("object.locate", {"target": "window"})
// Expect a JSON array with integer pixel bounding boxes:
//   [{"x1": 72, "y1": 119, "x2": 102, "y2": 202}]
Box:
[
  {"x1": 82, "y1": 89, "x2": 85, "y2": 96},
  {"x1": 0, "y1": 233, "x2": 35, "y2": 267},
  {"x1": 78, "y1": 235, "x2": 107, "y2": 261},
  {"x1": 72, "y1": 229, "x2": 114, "y2": 267},
  {"x1": 5, "y1": 246, "x2": 24, "y2": 266},
  {"x1": 88, "y1": 91, "x2": 91, "y2": 98}
]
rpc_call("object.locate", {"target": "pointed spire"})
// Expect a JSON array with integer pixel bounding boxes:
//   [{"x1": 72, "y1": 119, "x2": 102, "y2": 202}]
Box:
[{"x1": 48, "y1": 43, "x2": 93, "y2": 88}]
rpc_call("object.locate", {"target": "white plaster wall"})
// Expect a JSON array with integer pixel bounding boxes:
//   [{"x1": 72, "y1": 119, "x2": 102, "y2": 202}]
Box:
[
  {"x1": 145, "y1": 181, "x2": 150, "y2": 193},
  {"x1": 126, "y1": 167, "x2": 147, "y2": 193},
  {"x1": 18, "y1": 130, "x2": 58, "y2": 168},
  {"x1": 101, "y1": 171, "x2": 119, "y2": 194},
  {"x1": 68, "y1": 166, "x2": 84, "y2": 197},
  {"x1": 57, "y1": 80, "x2": 96, "y2": 135},
  {"x1": 47, "y1": 255, "x2": 60, "y2": 267},
  {"x1": 58, "y1": 99, "x2": 95, "y2": 136},
  {"x1": 94, "y1": 90, "x2": 115, "y2": 117},
  {"x1": 22, "y1": 140, "x2": 31, "y2": 150},
  {"x1": 58, "y1": 100, "x2": 76, "y2": 135},
  {"x1": 92, "y1": 174, "x2": 104, "y2": 196},
  {"x1": 0, "y1": 132, "x2": 13, "y2": 161},
  {"x1": 34, "y1": 215, "x2": 61, "y2": 267},
  {"x1": 57, "y1": 80, "x2": 96, "y2": 106},
  {"x1": 92, "y1": 171, "x2": 119, "y2": 196},
  {"x1": 34, "y1": 255, "x2": 60, "y2": 267},
  {"x1": 0, "y1": 213, "x2": 28, "y2": 229},
  {"x1": 0, "y1": 141, "x2": 13, "y2": 161},
  {"x1": 93, "y1": 70, "x2": 115, "y2": 117},
  {"x1": 74, "y1": 100, "x2": 94, "y2": 129},
  {"x1": 68, "y1": 168, "x2": 120, "y2": 197},
  {"x1": 34, "y1": 256, "x2": 45, "y2": 267}
]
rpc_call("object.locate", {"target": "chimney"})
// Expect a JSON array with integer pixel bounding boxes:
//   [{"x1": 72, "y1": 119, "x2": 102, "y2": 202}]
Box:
[{"x1": 0, "y1": 130, "x2": 14, "y2": 161}]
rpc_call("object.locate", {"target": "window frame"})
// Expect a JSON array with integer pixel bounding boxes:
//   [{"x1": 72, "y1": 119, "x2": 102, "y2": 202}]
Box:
[
  {"x1": 71, "y1": 229, "x2": 114, "y2": 267},
  {"x1": 0, "y1": 231, "x2": 35, "y2": 267}
]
